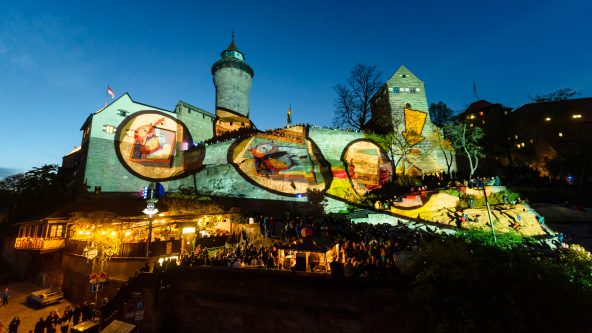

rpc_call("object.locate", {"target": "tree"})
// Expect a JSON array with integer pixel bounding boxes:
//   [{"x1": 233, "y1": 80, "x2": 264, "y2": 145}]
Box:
[
  {"x1": 445, "y1": 123, "x2": 484, "y2": 179},
  {"x1": 0, "y1": 164, "x2": 68, "y2": 222},
  {"x1": 429, "y1": 129, "x2": 455, "y2": 176},
  {"x1": 429, "y1": 101, "x2": 454, "y2": 127},
  {"x1": 529, "y1": 88, "x2": 580, "y2": 103},
  {"x1": 369, "y1": 104, "x2": 428, "y2": 176},
  {"x1": 333, "y1": 64, "x2": 382, "y2": 131}
]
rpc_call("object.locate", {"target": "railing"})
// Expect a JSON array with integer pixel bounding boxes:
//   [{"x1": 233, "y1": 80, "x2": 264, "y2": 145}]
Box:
[
  {"x1": 14, "y1": 237, "x2": 65, "y2": 250},
  {"x1": 99, "y1": 271, "x2": 166, "y2": 327},
  {"x1": 64, "y1": 239, "x2": 181, "y2": 258}
]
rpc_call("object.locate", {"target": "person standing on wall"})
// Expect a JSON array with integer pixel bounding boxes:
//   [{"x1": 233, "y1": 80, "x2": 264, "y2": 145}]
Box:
[{"x1": 2, "y1": 287, "x2": 9, "y2": 306}]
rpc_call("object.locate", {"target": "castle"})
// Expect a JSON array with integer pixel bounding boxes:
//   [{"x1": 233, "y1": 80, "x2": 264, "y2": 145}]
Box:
[{"x1": 65, "y1": 36, "x2": 452, "y2": 206}]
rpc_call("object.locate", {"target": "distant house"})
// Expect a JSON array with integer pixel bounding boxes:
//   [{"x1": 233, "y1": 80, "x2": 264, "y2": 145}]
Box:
[
  {"x1": 509, "y1": 98, "x2": 592, "y2": 180},
  {"x1": 456, "y1": 97, "x2": 592, "y2": 181}
]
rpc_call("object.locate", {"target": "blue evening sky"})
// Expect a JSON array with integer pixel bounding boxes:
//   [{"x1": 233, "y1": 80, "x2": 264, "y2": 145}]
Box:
[{"x1": 1, "y1": 0, "x2": 591, "y2": 173}]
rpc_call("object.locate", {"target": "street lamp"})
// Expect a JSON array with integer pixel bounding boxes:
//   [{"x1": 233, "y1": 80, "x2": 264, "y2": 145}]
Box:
[
  {"x1": 475, "y1": 180, "x2": 497, "y2": 243},
  {"x1": 142, "y1": 184, "x2": 159, "y2": 259}
]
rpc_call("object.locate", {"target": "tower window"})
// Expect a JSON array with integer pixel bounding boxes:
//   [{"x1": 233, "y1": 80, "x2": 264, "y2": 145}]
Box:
[
  {"x1": 409, "y1": 87, "x2": 417, "y2": 94},
  {"x1": 400, "y1": 74, "x2": 408, "y2": 78},
  {"x1": 392, "y1": 87, "x2": 400, "y2": 93}
]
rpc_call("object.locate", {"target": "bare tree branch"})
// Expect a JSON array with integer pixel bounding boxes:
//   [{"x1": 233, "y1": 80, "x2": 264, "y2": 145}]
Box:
[{"x1": 333, "y1": 64, "x2": 382, "y2": 130}]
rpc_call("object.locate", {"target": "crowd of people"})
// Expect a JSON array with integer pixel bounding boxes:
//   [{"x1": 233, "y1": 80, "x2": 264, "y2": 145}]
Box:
[
  {"x1": 172, "y1": 214, "x2": 429, "y2": 280},
  {"x1": 5, "y1": 302, "x2": 94, "y2": 333}
]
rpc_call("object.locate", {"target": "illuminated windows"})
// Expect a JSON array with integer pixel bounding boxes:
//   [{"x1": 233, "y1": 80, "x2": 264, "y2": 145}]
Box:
[
  {"x1": 572, "y1": 114, "x2": 582, "y2": 119},
  {"x1": 545, "y1": 117, "x2": 551, "y2": 121},
  {"x1": 558, "y1": 132, "x2": 564, "y2": 137},
  {"x1": 103, "y1": 125, "x2": 115, "y2": 134}
]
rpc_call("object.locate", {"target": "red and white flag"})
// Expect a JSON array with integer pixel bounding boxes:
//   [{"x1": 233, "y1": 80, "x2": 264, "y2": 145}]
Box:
[{"x1": 107, "y1": 86, "x2": 115, "y2": 99}]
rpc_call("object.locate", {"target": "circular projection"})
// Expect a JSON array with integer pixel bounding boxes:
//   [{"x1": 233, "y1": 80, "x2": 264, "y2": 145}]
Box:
[
  {"x1": 114, "y1": 111, "x2": 196, "y2": 181},
  {"x1": 229, "y1": 125, "x2": 332, "y2": 196},
  {"x1": 342, "y1": 140, "x2": 393, "y2": 195}
]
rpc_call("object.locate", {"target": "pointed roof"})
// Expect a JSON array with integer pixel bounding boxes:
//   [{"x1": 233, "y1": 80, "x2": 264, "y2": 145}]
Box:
[
  {"x1": 389, "y1": 65, "x2": 423, "y2": 83},
  {"x1": 221, "y1": 32, "x2": 242, "y2": 56},
  {"x1": 226, "y1": 33, "x2": 239, "y2": 51}
]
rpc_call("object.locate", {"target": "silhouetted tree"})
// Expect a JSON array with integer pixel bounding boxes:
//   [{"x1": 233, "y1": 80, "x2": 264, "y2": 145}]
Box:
[
  {"x1": 0, "y1": 164, "x2": 67, "y2": 222},
  {"x1": 333, "y1": 64, "x2": 382, "y2": 130},
  {"x1": 429, "y1": 101, "x2": 454, "y2": 127},
  {"x1": 529, "y1": 88, "x2": 580, "y2": 103}
]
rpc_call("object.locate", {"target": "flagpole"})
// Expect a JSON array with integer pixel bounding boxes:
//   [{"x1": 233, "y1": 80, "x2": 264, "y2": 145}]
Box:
[{"x1": 104, "y1": 84, "x2": 109, "y2": 107}]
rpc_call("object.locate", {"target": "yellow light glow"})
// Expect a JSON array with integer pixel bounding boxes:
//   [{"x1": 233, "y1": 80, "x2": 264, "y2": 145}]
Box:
[
  {"x1": 469, "y1": 115, "x2": 475, "y2": 119},
  {"x1": 572, "y1": 114, "x2": 582, "y2": 119},
  {"x1": 77, "y1": 230, "x2": 84, "y2": 235},
  {"x1": 516, "y1": 144, "x2": 521, "y2": 149},
  {"x1": 110, "y1": 231, "x2": 117, "y2": 236},
  {"x1": 100, "y1": 231, "x2": 106, "y2": 235},
  {"x1": 124, "y1": 231, "x2": 131, "y2": 237},
  {"x1": 558, "y1": 132, "x2": 563, "y2": 137},
  {"x1": 521, "y1": 142, "x2": 525, "y2": 147},
  {"x1": 85, "y1": 231, "x2": 91, "y2": 235},
  {"x1": 545, "y1": 117, "x2": 551, "y2": 121},
  {"x1": 182, "y1": 227, "x2": 196, "y2": 234}
]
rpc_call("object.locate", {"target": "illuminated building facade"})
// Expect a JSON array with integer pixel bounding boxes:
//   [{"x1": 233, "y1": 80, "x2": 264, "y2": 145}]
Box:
[{"x1": 370, "y1": 66, "x2": 454, "y2": 175}]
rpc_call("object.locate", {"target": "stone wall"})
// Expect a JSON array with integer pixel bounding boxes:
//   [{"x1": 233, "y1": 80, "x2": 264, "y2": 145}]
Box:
[
  {"x1": 62, "y1": 254, "x2": 145, "y2": 303},
  {"x1": 145, "y1": 267, "x2": 421, "y2": 333},
  {"x1": 213, "y1": 67, "x2": 252, "y2": 117}
]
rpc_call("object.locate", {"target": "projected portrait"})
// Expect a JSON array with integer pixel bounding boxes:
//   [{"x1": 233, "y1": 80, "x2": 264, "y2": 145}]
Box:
[
  {"x1": 115, "y1": 111, "x2": 196, "y2": 181},
  {"x1": 230, "y1": 126, "x2": 331, "y2": 196},
  {"x1": 342, "y1": 140, "x2": 393, "y2": 195}
]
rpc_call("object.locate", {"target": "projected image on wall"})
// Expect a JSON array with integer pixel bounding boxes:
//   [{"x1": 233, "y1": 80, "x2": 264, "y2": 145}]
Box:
[
  {"x1": 342, "y1": 140, "x2": 393, "y2": 195},
  {"x1": 115, "y1": 111, "x2": 193, "y2": 181},
  {"x1": 230, "y1": 126, "x2": 330, "y2": 196}
]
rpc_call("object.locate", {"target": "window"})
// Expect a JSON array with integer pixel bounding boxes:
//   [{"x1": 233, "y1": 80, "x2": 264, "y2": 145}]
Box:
[
  {"x1": 117, "y1": 109, "x2": 128, "y2": 117},
  {"x1": 392, "y1": 87, "x2": 400, "y2": 93},
  {"x1": 49, "y1": 225, "x2": 63, "y2": 238},
  {"x1": 409, "y1": 87, "x2": 417, "y2": 94},
  {"x1": 572, "y1": 114, "x2": 582, "y2": 119},
  {"x1": 103, "y1": 125, "x2": 115, "y2": 134},
  {"x1": 400, "y1": 74, "x2": 408, "y2": 78}
]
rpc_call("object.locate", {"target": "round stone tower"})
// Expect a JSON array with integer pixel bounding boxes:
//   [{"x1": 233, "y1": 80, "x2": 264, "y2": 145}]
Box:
[{"x1": 211, "y1": 35, "x2": 254, "y2": 118}]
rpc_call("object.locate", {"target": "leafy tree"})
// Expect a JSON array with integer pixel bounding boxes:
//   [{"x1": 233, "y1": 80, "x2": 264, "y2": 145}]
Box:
[
  {"x1": 529, "y1": 88, "x2": 580, "y2": 103},
  {"x1": 333, "y1": 64, "x2": 382, "y2": 130},
  {"x1": 0, "y1": 164, "x2": 68, "y2": 222},
  {"x1": 445, "y1": 123, "x2": 484, "y2": 179},
  {"x1": 429, "y1": 129, "x2": 455, "y2": 176},
  {"x1": 429, "y1": 101, "x2": 454, "y2": 127}
]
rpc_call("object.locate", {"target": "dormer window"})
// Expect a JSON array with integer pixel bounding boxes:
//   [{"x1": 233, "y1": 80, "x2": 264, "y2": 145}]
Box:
[{"x1": 400, "y1": 74, "x2": 409, "y2": 78}]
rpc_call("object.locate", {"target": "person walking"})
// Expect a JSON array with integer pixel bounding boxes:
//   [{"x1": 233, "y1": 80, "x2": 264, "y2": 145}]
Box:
[
  {"x1": 34, "y1": 318, "x2": 45, "y2": 333},
  {"x1": 8, "y1": 316, "x2": 21, "y2": 333}
]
